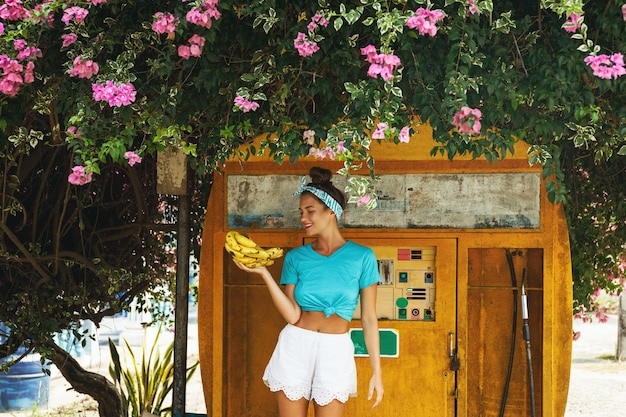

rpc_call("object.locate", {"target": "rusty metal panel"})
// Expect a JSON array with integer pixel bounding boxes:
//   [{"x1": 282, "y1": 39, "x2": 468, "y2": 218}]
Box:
[
  {"x1": 466, "y1": 248, "x2": 544, "y2": 417},
  {"x1": 227, "y1": 174, "x2": 302, "y2": 228},
  {"x1": 228, "y1": 173, "x2": 540, "y2": 229},
  {"x1": 404, "y1": 173, "x2": 540, "y2": 229}
]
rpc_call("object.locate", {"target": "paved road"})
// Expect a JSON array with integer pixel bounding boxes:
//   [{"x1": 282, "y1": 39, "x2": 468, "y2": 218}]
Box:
[{"x1": 565, "y1": 314, "x2": 626, "y2": 417}]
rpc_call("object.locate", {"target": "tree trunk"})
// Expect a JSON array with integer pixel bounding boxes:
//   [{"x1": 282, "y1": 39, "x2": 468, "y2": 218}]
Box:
[
  {"x1": 618, "y1": 294, "x2": 626, "y2": 363},
  {"x1": 48, "y1": 341, "x2": 123, "y2": 417}
]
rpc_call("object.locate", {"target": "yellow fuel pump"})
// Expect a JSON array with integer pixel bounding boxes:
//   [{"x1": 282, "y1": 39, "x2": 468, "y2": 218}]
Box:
[{"x1": 197, "y1": 126, "x2": 573, "y2": 417}]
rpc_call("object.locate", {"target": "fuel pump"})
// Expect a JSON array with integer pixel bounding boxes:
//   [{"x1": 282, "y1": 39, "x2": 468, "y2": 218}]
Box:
[{"x1": 353, "y1": 246, "x2": 436, "y2": 321}]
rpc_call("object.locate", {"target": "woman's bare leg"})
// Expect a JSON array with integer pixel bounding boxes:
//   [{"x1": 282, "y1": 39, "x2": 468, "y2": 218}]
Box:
[
  {"x1": 277, "y1": 391, "x2": 309, "y2": 417},
  {"x1": 313, "y1": 399, "x2": 346, "y2": 417}
]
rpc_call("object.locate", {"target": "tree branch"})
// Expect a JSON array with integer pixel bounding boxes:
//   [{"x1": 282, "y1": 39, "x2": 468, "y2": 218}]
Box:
[{"x1": 49, "y1": 341, "x2": 123, "y2": 417}]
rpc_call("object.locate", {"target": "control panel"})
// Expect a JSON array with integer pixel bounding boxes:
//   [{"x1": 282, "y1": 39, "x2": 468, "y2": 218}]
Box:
[{"x1": 354, "y1": 246, "x2": 436, "y2": 321}]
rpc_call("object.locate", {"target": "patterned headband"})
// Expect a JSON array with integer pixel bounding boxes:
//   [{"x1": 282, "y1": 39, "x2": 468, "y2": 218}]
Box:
[{"x1": 293, "y1": 176, "x2": 344, "y2": 220}]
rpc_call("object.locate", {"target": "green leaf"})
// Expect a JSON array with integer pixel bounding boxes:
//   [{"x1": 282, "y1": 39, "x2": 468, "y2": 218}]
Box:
[{"x1": 334, "y1": 17, "x2": 344, "y2": 31}]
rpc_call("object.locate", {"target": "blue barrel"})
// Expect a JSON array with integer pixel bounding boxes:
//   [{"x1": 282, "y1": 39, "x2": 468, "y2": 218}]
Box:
[{"x1": 0, "y1": 348, "x2": 50, "y2": 412}]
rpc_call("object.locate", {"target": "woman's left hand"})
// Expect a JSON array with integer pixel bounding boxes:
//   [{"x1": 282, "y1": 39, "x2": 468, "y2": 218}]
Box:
[{"x1": 368, "y1": 373, "x2": 384, "y2": 408}]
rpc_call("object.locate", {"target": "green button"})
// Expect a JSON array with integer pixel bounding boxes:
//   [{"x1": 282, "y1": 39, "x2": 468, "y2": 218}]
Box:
[{"x1": 396, "y1": 297, "x2": 409, "y2": 308}]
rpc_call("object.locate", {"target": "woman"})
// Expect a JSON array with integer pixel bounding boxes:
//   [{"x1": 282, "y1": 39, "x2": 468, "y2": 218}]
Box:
[{"x1": 234, "y1": 166, "x2": 384, "y2": 417}]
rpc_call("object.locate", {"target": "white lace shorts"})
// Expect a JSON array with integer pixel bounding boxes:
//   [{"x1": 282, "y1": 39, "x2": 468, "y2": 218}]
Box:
[{"x1": 262, "y1": 323, "x2": 357, "y2": 406}]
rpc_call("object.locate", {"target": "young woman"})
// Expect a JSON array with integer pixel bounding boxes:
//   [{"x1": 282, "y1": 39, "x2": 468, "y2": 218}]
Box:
[{"x1": 234, "y1": 166, "x2": 384, "y2": 417}]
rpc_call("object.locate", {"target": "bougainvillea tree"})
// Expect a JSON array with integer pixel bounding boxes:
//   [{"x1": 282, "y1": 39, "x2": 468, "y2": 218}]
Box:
[{"x1": 1, "y1": 0, "x2": 625, "y2": 415}]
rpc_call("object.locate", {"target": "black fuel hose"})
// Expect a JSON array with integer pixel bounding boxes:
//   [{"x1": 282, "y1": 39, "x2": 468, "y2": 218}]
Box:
[{"x1": 499, "y1": 249, "x2": 518, "y2": 417}]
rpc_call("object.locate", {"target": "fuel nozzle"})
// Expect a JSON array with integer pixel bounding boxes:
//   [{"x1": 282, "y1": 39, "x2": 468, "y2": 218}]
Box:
[
  {"x1": 521, "y1": 281, "x2": 528, "y2": 321},
  {"x1": 521, "y1": 273, "x2": 530, "y2": 341}
]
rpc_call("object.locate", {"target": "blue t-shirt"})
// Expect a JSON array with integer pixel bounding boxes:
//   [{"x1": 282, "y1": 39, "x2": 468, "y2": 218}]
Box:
[{"x1": 280, "y1": 241, "x2": 380, "y2": 322}]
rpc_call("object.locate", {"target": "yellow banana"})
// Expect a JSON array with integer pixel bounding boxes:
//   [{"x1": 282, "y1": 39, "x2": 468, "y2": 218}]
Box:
[
  {"x1": 224, "y1": 231, "x2": 283, "y2": 265},
  {"x1": 224, "y1": 241, "x2": 240, "y2": 255},
  {"x1": 225, "y1": 231, "x2": 241, "y2": 251},
  {"x1": 236, "y1": 256, "x2": 260, "y2": 265},
  {"x1": 232, "y1": 255, "x2": 275, "y2": 268},
  {"x1": 232, "y1": 250, "x2": 247, "y2": 260},
  {"x1": 238, "y1": 246, "x2": 270, "y2": 259},
  {"x1": 236, "y1": 257, "x2": 266, "y2": 268},
  {"x1": 233, "y1": 232, "x2": 258, "y2": 248},
  {"x1": 265, "y1": 247, "x2": 283, "y2": 259}
]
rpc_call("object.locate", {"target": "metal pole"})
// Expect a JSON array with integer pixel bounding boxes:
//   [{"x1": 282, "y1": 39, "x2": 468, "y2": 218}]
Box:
[{"x1": 172, "y1": 189, "x2": 190, "y2": 417}]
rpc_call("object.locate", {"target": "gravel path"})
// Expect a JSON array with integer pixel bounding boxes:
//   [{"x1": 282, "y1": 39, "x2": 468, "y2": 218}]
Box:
[{"x1": 565, "y1": 314, "x2": 626, "y2": 417}]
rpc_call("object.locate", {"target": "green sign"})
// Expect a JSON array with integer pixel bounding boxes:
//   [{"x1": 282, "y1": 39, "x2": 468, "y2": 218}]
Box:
[{"x1": 350, "y1": 328, "x2": 399, "y2": 358}]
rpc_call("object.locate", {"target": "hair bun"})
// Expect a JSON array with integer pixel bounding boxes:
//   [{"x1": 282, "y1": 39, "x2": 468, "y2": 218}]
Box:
[{"x1": 309, "y1": 166, "x2": 332, "y2": 185}]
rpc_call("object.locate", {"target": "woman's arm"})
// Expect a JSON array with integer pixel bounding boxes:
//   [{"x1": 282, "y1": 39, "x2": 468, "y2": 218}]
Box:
[
  {"x1": 234, "y1": 261, "x2": 301, "y2": 324},
  {"x1": 360, "y1": 283, "x2": 384, "y2": 408}
]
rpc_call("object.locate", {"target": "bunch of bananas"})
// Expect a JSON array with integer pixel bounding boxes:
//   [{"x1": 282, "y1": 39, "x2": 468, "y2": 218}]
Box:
[{"x1": 224, "y1": 231, "x2": 283, "y2": 268}]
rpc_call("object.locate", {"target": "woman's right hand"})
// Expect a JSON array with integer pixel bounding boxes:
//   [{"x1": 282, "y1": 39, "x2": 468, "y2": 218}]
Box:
[{"x1": 232, "y1": 258, "x2": 269, "y2": 275}]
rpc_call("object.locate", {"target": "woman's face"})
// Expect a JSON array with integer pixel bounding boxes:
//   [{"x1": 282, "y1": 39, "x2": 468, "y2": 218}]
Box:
[{"x1": 299, "y1": 193, "x2": 335, "y2": 236}]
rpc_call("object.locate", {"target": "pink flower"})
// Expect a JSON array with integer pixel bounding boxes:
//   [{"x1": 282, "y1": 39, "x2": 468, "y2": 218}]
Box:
[
  {"x1": 303, "y1": 129, "x2": 316, "y2": 144},
  {"x1": 406, "y1": 7, "x2": 446, "y2": 37},
  {"x1": 124, "y1": 151, "x2": 142, "y2": 166},
  {"x1": 186, "y1": 0, "x2": 221, "y2": 29},
  {"x1": 595, "y1": 309, "x2": 609, "y2": 323},
  {"x1": 452, "y1": 106, "x2": 482, "y2": 134},
  {"x1": 0, "y1": 56, "x2": 31, "y2": 96},
  {"x1": 189, "y1": 34, "x2": 206, "y2": 47},
  {"x1": 14, "y1": 39, "x2": 27, "y2": 51},
  {"x1": 312, "y1": 13, "x2": 329, "y2": 27},
  {"x1": 399, "y1": 126, "x2": 411, "y2": 143},
  {"x1": 356, "y1": 194, "x2": 372, "y2": 207},
  {"x1": 336, "y1": 141, "x2": 346, "y2": 153},
  {"x1": 233, "y1": 95, "x2": 260, "y2": 112},
  {"x1": 294, "y1": 32, "x2": 319, "y2": 57},
  {"x1": 0, "y1": 22, "x2": 4, "y2": 35},
  {"x1": 360, "y1": 44, "x2": 377, "y2": 59},
  {"x1": 323, "y1": 146, "x2": 336, "y2": 160},
  {"x1": 372, "y1": 122, "x2": 389, "y2": 139},
  {"x1": 0, "y1": 0, "x2": 31, "y2": 21},
  {"x1": 92, "y1": 81, "x2": 137, "y2": 107},
  {"x1": 361, "y1": 45, "x2": 401, "y2": 81},
  {"x1": 62, "y1": 7, "x2": 89, "y2": 25},
  {"x1": 307, "y1": 13, "x2": 329, "y2": 31},
  {"x1": 68, "y1": 166, "x2": 93, "y2": 185},
  {"x1": 308, "y1": 147, "x2": 328, "y2": 159},
  {"x1": 66, "y1": 126, "x2": 82, "y2": 138},
  {"x1": 563, "y1": 13, "x2": 583, "y2": 33},
  {"x1": 584, "y1": 53, "x2": 626, "y2": 79},
  {"x1": 178, "y1": 34, "x2": 206, "y2": 59},
  {"x1": 90, "y1": 0, "x2": 107, "y2": 5},
  {"x1": 152, "y1": 12, "x2": 179, "y2": 35},
  {"x1": 23, "y1": 61, "x2": 34, "y2": 83},
  {"x1": 14, "y1": 40, "x2": 41, "y2": 61},
  {"x1": 468, "y1": 0, "x2": 480, "y2": 15},
  {"x1": 178, "y1": 45, "x2": 191, "y2": 59},
  {"x1": 622, "y1": 4, "x2": 626, "y2": 21},
  {"x1": 61, "y1": 33, "x2": 78, "y2": 47},
  {"x1": 69, "y1": 56, "x2": 99, "y2": 79}
]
